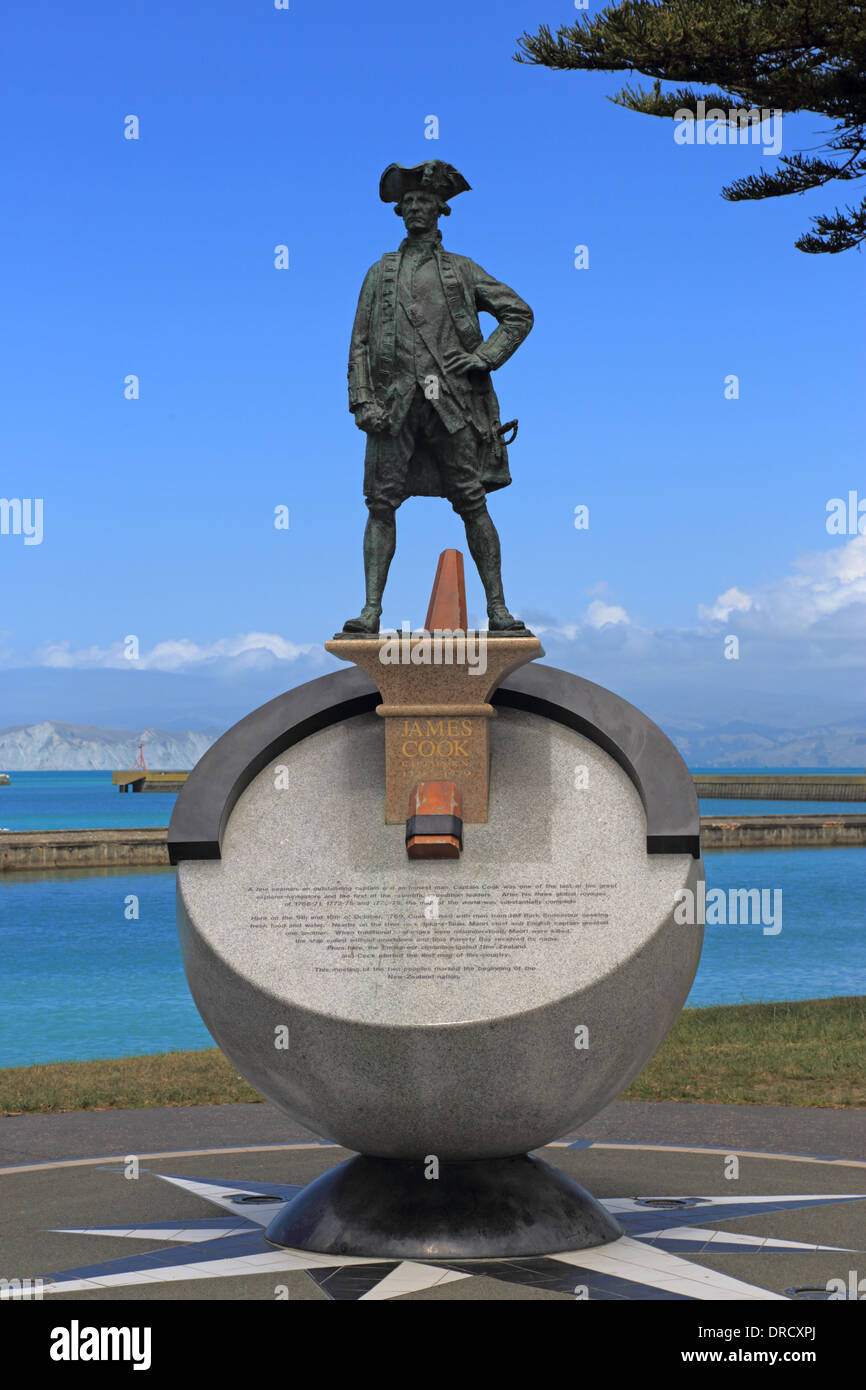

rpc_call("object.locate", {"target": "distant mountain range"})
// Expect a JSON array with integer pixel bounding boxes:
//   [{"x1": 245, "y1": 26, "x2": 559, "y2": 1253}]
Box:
[
  {"x1": 662, "y1": 718, "x2": 866, "y2": 769},
  {"x1": 0, "y1": 717, "x2": 863, "y2": 772},
  {"x1": 0, "y1": 721, "x2": 221, "y2": 771}
]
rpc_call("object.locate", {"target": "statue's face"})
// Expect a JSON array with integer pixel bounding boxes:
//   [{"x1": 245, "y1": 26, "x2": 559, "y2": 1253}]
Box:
[{"x1": 401, "y1": 190, "x2": 440, "y2": 236}]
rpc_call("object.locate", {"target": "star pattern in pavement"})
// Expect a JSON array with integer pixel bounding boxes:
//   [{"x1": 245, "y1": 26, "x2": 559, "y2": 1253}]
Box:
[{"x1": 18, "y1": 1166, "x2": 865, "y2": 1302}]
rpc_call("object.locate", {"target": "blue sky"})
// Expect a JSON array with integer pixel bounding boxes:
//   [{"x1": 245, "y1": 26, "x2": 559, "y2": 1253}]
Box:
[{"x1": 1, "y1": 0, "x2": 864, "y2": 735}]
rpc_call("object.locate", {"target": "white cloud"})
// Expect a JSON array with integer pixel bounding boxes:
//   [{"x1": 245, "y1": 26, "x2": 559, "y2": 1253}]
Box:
[
  {"x1": 527, "y1": 597, "x2": 630, "y2": 639},
  {"x1": 520, "y1": 536, "x2": 866, "y2": 717},
  {"x1": 585, "y1": 599, "x2": 629, "y2": 629},
  {"x1": 698, "y1": 586, "x2": 752, "y2": 623},
  {"x1": 30, "y1": 632, "x2": 322, "y2": 673},
  {"x1": 698, "y1": 536, "x2": 866, "y2": 635}
]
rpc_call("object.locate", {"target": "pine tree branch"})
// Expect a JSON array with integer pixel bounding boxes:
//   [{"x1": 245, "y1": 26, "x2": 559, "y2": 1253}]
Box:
[
  {"x1": 722, "y1": 149, "x2": 866, "y2": 201},
  {"x1": 514, "y1": 2, "x2": 866, "y2": 120},
  {"x1": 609, "y1": 79, "x2": 738, "y2": 115},
  {"x1": 795, "y1": 195, "x2": 866, "y2": 252}
]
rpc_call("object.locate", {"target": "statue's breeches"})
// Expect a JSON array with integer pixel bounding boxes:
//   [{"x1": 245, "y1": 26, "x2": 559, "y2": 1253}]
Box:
[{"x1": 363, "y1": 391, "x2": 488, "y2": 516}]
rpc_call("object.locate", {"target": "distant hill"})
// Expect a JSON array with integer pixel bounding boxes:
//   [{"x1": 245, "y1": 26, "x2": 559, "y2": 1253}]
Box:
[
  {"x1": 663, "y1": 718, "x2": 866, "y2": 769},
  {"x1": 0, "y1": 721, "x2": 222, "y2": 771},
  {"x1": 0, "y1": 715, "x2": 863, "y2": 772}
]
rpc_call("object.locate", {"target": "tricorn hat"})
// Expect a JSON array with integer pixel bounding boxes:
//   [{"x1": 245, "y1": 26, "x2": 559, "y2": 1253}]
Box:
[{"x1": 379, "y1": 160, "x2": 471, "y2": 205}]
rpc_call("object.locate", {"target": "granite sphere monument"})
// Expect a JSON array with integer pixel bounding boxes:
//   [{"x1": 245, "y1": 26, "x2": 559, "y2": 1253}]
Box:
[{"x1": 171, "y1": 615, "x2": 703, "y2": 1256}]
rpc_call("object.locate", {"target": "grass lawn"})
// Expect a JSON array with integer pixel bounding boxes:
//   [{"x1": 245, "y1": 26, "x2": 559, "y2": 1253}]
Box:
[{"x1": 1, "y1": 996, "x2": 863, "y2": 1115}]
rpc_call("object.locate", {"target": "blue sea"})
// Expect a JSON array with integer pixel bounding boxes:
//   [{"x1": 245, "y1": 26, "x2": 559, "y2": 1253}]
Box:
[
  {"x1": 0, "y1": 771, "x2": 180, "y2": 832},
  {"x1": 0, "y1": 772, "x2": 864, "y2": 1067}
]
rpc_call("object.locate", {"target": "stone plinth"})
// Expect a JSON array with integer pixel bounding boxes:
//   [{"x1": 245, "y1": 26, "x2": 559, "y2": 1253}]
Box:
[{"x1": 324, "y1": 633, "x2": 541, "y2": 822}]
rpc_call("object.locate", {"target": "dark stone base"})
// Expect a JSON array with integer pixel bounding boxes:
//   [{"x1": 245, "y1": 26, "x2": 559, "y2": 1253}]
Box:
[{"x1": 264, "y1": 1152, "x2": 623, "y2": 1259}]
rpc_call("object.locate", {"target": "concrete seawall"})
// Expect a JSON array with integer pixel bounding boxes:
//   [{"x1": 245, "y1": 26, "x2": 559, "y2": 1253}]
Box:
[
  {"x1": 0, "y1": 828, "x2": 170, "y2": 873},
  {"x1": 694, "y1": 774, "x2": 866, "y2": 801},
  {"x1": 700, "y1": 815, "x2": 866, "y2": 849},
  {"x1": 2, "y1": 816, "x2": 866, "y2": 872}
]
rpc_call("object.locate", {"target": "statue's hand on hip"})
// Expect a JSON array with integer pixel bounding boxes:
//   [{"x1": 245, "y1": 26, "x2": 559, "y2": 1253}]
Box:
[
  {"x1": 443, "y1": 349, "x2": 487, "y2": 376},
  {"x1": 352, "y1": 401, "x2": 389, "y2": 434}
]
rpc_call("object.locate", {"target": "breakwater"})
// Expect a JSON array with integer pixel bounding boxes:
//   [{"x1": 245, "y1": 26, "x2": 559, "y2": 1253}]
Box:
[
  {"x1": 694, "y1": 774, "x2": 866, "y2": 800},
  {"x1": 112, "y1": 771, "x2": 188, "y2": 793},
  {"x1": 0, "y1": 827, "x2": 170, "y2": 872},
  {"x1": 700, "y1": 814, "x2": 866, "y2": 849},
  {"x1": 2, "y1": 816, "x2": 866, "y2": 871}
]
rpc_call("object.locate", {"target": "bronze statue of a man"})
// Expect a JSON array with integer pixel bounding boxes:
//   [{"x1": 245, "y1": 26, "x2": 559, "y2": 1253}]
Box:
[{"x1": 342, "y1": 160, "x2": 534, "y2": 634}]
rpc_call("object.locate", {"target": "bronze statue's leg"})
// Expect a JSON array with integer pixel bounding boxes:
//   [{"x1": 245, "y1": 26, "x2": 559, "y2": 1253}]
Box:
[
  {"x1": 363, "y1": 505, "x2": 396, "y2": 614},
  {"x1": 437, "y1": 423, "x2": 525, "y2": 633},
  {"x1": 343, "y1": 413, "x2": 413, "y2": 634},
  {"x1": 461, "y1": 505, "x2": 526, "y2": 631},
  {"x1": 342, "y1": 505, "x2": 396, "y2": 634}
]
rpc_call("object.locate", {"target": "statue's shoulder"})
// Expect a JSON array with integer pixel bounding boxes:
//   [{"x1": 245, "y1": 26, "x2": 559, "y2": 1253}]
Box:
[
  {"x1": 439, "y1": 250, "x2": 489, "y2": 284},
  {"x1": 362, "y1": 251, "x2": 399, "y2": 285},
  {"x1": 438, "y1": 250, "x2": 483, "y2": 282},
  {"x1": 439, "y1": 249, "x2": 474, "y2": 268},
  {"x1": 360, "y1": 251, "x2": 398, "y2": 280}
]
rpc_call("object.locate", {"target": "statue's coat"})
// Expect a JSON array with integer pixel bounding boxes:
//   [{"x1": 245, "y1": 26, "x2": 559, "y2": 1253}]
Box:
[{"x1": 348, "y1": 241, "x2": 533, "y2": 499}]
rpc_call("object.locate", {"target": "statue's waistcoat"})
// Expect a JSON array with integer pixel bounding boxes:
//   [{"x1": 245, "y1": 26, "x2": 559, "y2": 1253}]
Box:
[{"x1": 374, "y1": 248, "x2": 483, "y2": 376}]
